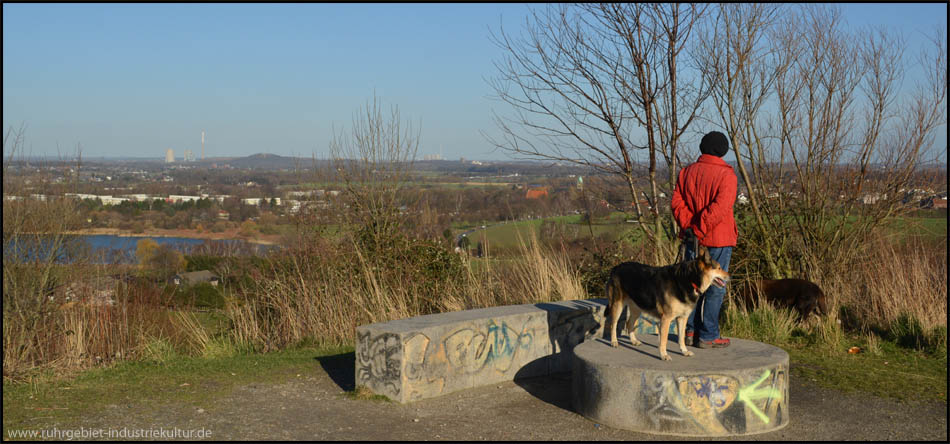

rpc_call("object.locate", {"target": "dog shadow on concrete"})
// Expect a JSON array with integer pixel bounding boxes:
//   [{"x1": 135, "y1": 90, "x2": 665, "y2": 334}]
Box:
[{"x1": 316, "y1": 352, "x2": 356, "y2": 392}]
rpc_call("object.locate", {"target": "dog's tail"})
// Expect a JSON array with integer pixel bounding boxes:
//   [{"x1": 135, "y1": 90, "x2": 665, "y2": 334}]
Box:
[{"x1": 604, "y1": 269, "x2": 624, "y2": 316}]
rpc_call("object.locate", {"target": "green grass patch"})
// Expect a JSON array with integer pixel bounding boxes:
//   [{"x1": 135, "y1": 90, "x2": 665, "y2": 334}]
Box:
[
  {"x1": 276, "y1": 181, "x2": 344, "y2": 190},
  {"x1": 424, "y1": 182, "x2": 514, "y2": 189},
  {"x1": 346, "y1": 385, "x2": 393, "y2": 402},
  {"x1": 883, "y1": 215, "x2": 947, "y2": 241},
  {"x1": 786, "y1": 341, "x2": 947, "y2": 402},
  {"x1": 722, "y1": 305, "x2": 947, "y2": 402},
  {"x1": 2, "y1": 343, "x2": 354, "y2": 434},
  {"x1": 466, "y1": 212, "x2": 640, "y2": 250},
  {"x1": 455, "y1": 211, "x2": 942, "y2": 251}
]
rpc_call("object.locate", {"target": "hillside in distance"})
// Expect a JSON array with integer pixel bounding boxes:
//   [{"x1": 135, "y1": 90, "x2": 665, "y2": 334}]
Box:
[{"x1": 202, "y1": 153, "x2": 599, "y2": 177}]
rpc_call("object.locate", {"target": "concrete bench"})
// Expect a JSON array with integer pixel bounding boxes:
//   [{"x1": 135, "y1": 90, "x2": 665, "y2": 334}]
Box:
[
  {"x1": 573, "y1": 336, "x2": 790, "y2": 436},
  {"x1": 355, "y1": 297, "x2": 676, "y2": 403}
]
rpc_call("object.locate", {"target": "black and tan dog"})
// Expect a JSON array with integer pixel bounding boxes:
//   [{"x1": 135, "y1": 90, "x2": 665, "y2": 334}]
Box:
[
  {"x1": 605, "y1": 247, "x2": 730, "y2": 361},
  {"x1": 735, "y1": 278, "x2": 828, "y2": 322}
]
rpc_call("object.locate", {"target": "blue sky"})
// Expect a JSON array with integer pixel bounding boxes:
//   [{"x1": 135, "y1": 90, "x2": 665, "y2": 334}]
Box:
[{"x1": 3, "y1": 3, "x2": 947, "y2": 161}]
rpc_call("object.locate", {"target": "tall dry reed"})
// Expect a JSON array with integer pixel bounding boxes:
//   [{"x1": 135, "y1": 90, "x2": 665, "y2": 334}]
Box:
[
  {"x1": 508, "y1": 229, "x2": 586, "y2": 302},
  {"x1": 227, "y1": 228, "x2": 585, "y2": 349},
  {"x1": 3, "y1": 269, "x2": 183, "y2": 378},
  {"x1": 725, "y1": 227, "x2": 946, "y2": 352},
  {"x1": 821, "y1": 234, "x2": 947, "y2": 332}
]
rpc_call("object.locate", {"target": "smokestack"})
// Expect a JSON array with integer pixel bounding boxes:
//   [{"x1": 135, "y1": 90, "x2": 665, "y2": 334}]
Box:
[{"x1": 201, "y1": 131, "x2": 205, "y2": 160}]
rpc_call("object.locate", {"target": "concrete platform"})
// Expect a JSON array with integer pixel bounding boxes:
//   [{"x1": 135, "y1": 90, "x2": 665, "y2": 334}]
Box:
[
  {"x1": 355, "y1": 298, "x2": 679, "y2": 403},
  {"x1": 572, "y1": 334, "x2": 789, "y2": 436}
]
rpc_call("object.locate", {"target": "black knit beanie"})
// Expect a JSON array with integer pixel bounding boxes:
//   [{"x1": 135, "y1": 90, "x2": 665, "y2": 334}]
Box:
[{"x1": 700, "y1": 131, "x2": 729, "y2": 157}]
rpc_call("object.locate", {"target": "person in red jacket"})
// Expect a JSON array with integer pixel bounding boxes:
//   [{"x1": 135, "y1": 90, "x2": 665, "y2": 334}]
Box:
[{"x1": 671, "y1": 131, "x2": 738, "y2": 348}]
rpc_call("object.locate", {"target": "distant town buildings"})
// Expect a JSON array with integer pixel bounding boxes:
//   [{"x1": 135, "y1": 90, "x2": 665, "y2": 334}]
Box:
[
  {"x1": 124, "y1": 194, "x2": 155, "y2": 202},
  {"x1": 920, "y1": 196, "x2": 948, "y2": 209},
  {"x1": 241, "y1": 197, "x2": 281, "y2": 206},
  {"x1": 168, "y1": 195, "x2": 202, "y2": 203}
]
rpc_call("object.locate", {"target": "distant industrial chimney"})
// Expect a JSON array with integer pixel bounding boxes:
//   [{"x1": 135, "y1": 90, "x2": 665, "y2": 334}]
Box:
[
  {"x1": 165, "y1": 148, "x2": 174, "y2": 163},
  {"x1": 201, "y1": 130, "x2": 205, "y2": 160}
]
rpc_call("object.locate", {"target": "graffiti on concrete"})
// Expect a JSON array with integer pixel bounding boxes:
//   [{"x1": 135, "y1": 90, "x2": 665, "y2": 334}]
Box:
[
  {"x1": 631, "y1": 314, "x2": 677, "y2": 336},
  {"x1": 640, "y1": 372, "x2": 688, "y2": 430},
  {"x1": 638, "y1": 367, "x2": 786, "y2": 434},
  {"x1": 606, "y1": 311, "x2": 677, "y2": 340},
  {"x1": 355, "y1": 331, "x2": 402, "y2": 396},
  {"x1": 444, "y1": 319, "x2": 534, "y2": 374},
  {"x1": 682, "y1": 375, "x2": 738, "y2": 410},
  {"x1": 402, "y1": 333, "x2": 443, "y2": 401},
  {"x1": 677, "y1": 374, "x2": 742, "y2": 435},
  {"x1": 738, "y1": 369, "x2": 786, "y2": 424},
  {"x1": 358, "y1": 310, "x2": 608, "y2": 401},
  {"x1": 403, "y1": 333, "x2": 431, "y2": 382}
]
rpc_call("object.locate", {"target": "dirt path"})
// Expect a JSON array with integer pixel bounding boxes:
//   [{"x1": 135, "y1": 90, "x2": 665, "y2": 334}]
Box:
[{"x1": 76, "y1": 352, "x2": 946, "y2": 441}]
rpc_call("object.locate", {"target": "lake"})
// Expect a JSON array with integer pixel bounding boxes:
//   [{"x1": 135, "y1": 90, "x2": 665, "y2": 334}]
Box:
[{"x1": 4, "y1": 234, "x2": 276, "y2": 264}]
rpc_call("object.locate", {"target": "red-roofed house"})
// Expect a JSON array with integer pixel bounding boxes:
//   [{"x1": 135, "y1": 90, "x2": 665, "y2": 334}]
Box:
[{"x1": 525, "y1": 188, "x2": 549, "y2": 199}]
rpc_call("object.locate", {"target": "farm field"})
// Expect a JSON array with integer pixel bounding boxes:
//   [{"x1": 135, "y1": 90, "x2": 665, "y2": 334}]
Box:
[{"x1": 457, "y1": 211, "x2": 947, "y2": 252}]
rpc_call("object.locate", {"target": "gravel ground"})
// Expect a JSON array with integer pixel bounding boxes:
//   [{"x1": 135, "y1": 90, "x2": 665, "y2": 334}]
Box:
[{"x1": 74, "y1": 352, "x2": 947, "y2": 441}]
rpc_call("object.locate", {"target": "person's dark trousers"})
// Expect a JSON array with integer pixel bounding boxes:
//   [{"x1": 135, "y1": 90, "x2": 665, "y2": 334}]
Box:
[{"x1": 684, "y1": 244, "x2": 732, "y2": 341}]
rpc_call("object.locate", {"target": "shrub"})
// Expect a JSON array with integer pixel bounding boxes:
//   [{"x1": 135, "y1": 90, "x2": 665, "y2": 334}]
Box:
[
  {"x1": 573, "y1": 233, "x2": 634, "y2": 297},
  {"x1": 259, "y1": 224, "x2": 279, "y2": 235},
  {"x1": 884, "y1": 313, "x2": 945, "y2": 355},
  {"x1": 239, "y1": 221, "x2": 258, "y2": 238},
  {"x1": 174, "y1": 283, "x2": 226, "y2": 310},
  {"x1": 185, "y1": 255, "x2": 225, "y2": 273},
  {"x1": 141, "y1": 337, "x2": 179, "y2": 363}
]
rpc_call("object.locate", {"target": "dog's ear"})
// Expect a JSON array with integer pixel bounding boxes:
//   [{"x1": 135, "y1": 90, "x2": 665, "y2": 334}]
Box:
[{"x1": 698, "y1": 245, "x2": 709, "y2": 262}]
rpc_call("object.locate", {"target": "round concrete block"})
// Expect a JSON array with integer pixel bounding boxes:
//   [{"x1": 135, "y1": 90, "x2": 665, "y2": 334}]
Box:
[{"x1": 572, "y1": 335, "x2": 789, "y2": 436}]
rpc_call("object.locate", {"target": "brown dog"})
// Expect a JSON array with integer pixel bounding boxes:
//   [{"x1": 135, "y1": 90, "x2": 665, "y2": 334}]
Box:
[
  {"x1": 605, "y1": 246, "x2": 730, "y2": 361},
  {"x1": 735, "y1": 278, "x2": 828, "y2": 321}
]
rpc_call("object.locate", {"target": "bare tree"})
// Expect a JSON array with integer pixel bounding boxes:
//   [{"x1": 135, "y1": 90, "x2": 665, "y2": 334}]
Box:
[
  {"x1": 698, "y1": 4, "x2": 947, "y2": 279},
  {"x1": 326, "y1": 94, "x2": 420, "y2": 251},
  {"x1": 487, "y1": 3, "x2": 711, "y2": 263},
  {"x1": 694, "y1": 3, "x2": 790, "y2": 277}
]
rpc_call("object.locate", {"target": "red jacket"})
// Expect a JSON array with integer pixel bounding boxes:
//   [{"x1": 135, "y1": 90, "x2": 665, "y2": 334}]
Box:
[{"x1": 671, "y1": 154, "x2": 738, "y2": 247}]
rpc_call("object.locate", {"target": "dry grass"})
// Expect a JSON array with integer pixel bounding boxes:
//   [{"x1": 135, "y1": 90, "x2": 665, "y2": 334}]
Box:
[
  {"x1": 226, "y1": 227, "x2": 584, "y2": 350},
  {"x1": 821, "y1": 234, "x2": 947, "y2": 333},
  {"x1": 172, "y1": 311, "x2": 213, "y2": 356},
  {"x1": 726, "y1": 229, "x2": 946, "y2": 353},
  {"x1": 2, "y1": 272, "x2": 183, "y2": 378},
  {"x1": 509, "y1": 230, "x2": 586, "y2": 302}
]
